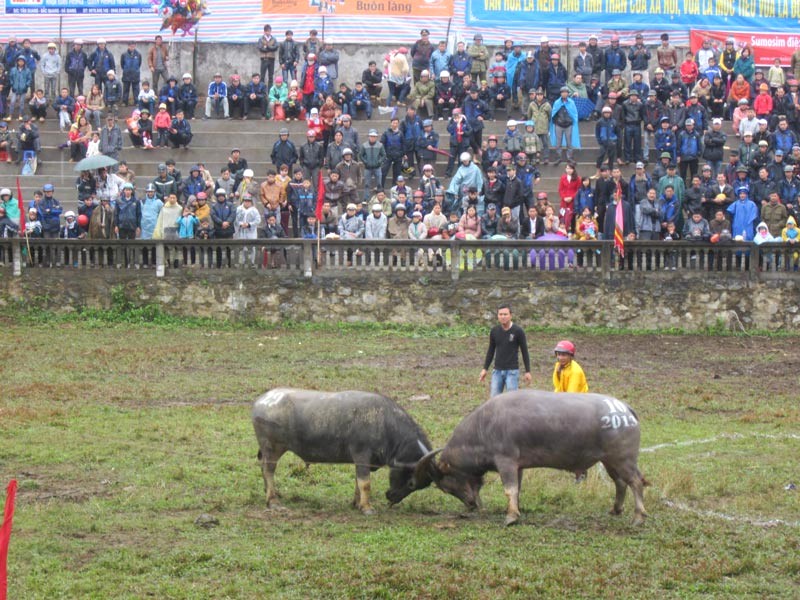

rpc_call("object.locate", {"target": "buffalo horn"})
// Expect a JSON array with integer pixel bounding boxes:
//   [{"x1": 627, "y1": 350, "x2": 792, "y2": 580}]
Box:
[
  {"x1": 413, "y1": 448, "x2": 442, "y2": 487},
  {"x1": 417, "y1": 439, "x2": 431, "y2": 455}
]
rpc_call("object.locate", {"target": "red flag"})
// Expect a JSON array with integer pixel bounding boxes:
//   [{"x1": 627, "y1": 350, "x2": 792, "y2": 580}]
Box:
[
  {"x1": 315, "y1": 169, "x2": 325, "y2": 221},
  {"x1": 15, "y1": 178, "x2": 25, "y2": 234},
  {"x1": 613, "y1": 183, "x2": 625, "y2": 258},
  {"x1": 0, "y1": 480, "x2": 18, "y2": 600}
]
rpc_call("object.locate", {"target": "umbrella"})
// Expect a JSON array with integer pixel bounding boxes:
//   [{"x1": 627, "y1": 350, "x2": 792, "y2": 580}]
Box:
[{"x1": 74, "y1": 154, "x2": 119, "y2": 172}]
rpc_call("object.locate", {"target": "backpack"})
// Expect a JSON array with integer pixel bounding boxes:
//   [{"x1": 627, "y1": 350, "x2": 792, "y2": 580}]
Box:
[{"x1": 554, "y1": 105, "x2": 574, "y2": 129}]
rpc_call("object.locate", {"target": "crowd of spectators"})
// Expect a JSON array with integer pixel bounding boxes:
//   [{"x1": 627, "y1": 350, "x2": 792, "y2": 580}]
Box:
[{"x1": 0, "y1": 29, "x2": 798, "y2": 263}]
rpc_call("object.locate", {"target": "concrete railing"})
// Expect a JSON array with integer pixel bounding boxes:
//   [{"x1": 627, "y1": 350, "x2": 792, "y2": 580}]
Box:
[{"x1": 0, "y1": 239, "x2": 798, "y2": 281}]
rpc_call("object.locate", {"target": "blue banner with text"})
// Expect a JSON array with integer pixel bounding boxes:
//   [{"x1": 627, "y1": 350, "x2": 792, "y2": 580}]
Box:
[{"x1": 466, "y1": 0, "x2": 800, "y2": 31}]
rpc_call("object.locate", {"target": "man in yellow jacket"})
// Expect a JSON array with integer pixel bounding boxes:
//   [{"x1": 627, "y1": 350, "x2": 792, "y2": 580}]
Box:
[{"x1": 552, "y1": 340, "x2": 588, "y2": 393}]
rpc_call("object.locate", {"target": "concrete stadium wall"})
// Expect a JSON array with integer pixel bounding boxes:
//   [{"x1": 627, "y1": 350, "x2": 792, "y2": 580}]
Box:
[{"x1": 1, "y1": 271, "x2": 797, "y2": 332}]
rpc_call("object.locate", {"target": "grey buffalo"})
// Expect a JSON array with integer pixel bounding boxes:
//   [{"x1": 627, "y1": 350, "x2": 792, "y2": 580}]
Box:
[
  {"x1": 414, "y1": 390, "x2": 648, "y2": 526},
  {"x1": 252, "y1": 388, "x2": 433, "y2": 514}
]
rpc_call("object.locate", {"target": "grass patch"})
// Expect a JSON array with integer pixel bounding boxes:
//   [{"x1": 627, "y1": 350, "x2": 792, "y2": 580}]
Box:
[{"x1": 1, "y1": 323, "x2": 799, "y2": 598}]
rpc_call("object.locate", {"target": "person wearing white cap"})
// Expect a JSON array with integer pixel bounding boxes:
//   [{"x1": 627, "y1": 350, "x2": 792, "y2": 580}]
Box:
[
  {"x1": 235, "y1": 195, "x2": 261, "y2": 264},
  {"x1": 88, "y1": 38, "x2": 114, "y2": 89},
  {"x1": 703, "y1": 117, "x2": 727, "y2": 177},
  {"x1": 364, "y1": 202, "x2": 388, "y2": 239},
  {"x1": 66, "y1": 39, "x2": 89, "y2": 97},
  {"x1": 338, "y1": 202, "x2": 365, "y2": 241},
  {"x1": 41, "y1": 42, "x2": 62, "y2": 102},
  {"x1": 103, "y1": 69, "x2": 123, "y2": 117},
  {"x1": 179, "y1": 72, "x2": 199, "y2": 120}
]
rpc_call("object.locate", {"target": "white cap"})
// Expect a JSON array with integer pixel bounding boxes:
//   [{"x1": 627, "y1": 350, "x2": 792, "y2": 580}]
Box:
[
  {"x1": 106, "y1": 69, "x2": 115, "y2": 76},
  {"x1": 97, "y1": 38, "x2": 106, "y2": 44},
  {"x1": 318, "y1": 65, "x2": 327, "y2": 72},
  {"x1": 0, "y1": 188, "x2": 10, "y2": 197},
  {"x1": 460, "y1": 151, "x2": 471, "y2": 162},
  {"x1": 440, "y1": 70, "x2": 450, "y2": 78},
  {"x1": 540, "y1": 36, "x2": 549, "y2": 43},
  {"x1": 243, "y1": 169, "x2": 254, "y2": 177},
  {"x1": 65, "y1": 211, "x2": 76, "y2": 218},
  {"x1": 372, "y1": 203, "x2": 382, "y2": 211},
  {"x1": 182, "y1": 72, "x2": 192, "y2": 79},
  {"x1": 507, "y1": 119, "x2": 517, "y2": 127},
  {"x1": 421, "y1": 70, "x2": 429, "y2": 77}
]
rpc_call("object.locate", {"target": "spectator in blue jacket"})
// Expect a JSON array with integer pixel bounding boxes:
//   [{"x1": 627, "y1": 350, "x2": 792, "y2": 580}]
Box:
[
  {"x1": 243, "y1": 73, "x2": 266, "y2": 120},
  {"x1": 2, "y1": 37, "x2": 21, "y2": 71},
  {"x1": 204, "y1": 72, "x2": 228, "y2": 119},
  {"x1": 37, "y1": 183, "x2": 63, "y2": 238},
  {"x1": 350, "y1": 81, "x2": 372, "y2": 119},
  {"x1": 103, "y1": 69, "x2": 122, "y2": 117},
  {"x1": 429, "y1": 40, "x2": 452, "y2": 80},
  {"x1": 18, "y1": 39, "x2": 40, "y2": 90},
  {"x1": 168, "y1": 108, "x2": 193, "y2": 148},
  {"x1": 159, "y1": 76, "x2": 179, "y2": 116},
  {"x1": 88, "y1": 39, "x2": 115, "y2": 88},
  {"x1": 120, "y1": 42, "x2": 142, "y2": 106}
]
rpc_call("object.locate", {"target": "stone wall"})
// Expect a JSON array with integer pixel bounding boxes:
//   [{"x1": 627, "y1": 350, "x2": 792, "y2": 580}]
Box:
[{"x1": 1, "y1": 270, "x2": 798, "y2": 331}]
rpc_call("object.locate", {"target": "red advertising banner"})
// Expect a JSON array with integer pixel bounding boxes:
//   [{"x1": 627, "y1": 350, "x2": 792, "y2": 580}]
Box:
[
  {"x1": 262, "y1": 0, "x2": 453, "y2": 18},
  {"x1": 691, "y1": 29, "x2": 800, "y2": 67}
]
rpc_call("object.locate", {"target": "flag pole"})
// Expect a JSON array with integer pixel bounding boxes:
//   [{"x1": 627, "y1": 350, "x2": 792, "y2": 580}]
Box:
[
  {"x1": 316, "y1": 219, "x2": 321, "y2": 268},
  {"x1": 16, "y1": 178, "x2": 31, "y2": 264}
]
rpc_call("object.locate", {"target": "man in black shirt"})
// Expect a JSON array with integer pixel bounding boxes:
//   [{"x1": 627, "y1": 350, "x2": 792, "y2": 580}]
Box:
[{"x1": 479, "y1": 304, "x2": 532, "y2": 397}]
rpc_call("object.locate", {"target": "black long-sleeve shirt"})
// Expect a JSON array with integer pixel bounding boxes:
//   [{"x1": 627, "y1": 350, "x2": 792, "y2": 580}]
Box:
[{"x1": 483, "y1": 324, "x2": 531, "y2": 372}]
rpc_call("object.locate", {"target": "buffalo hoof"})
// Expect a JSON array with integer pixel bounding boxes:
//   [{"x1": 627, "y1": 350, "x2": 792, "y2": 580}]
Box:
[
  {"x1": 361, "y1": 507, "x2": 376, "y2": 516},
  {"x1": 504, "y1": 514, "x2": 520, "y2": 527},
  {"x1": 632, "y1": 512, "x2": 647, "y2": 526},
  {"x1": 609, "y1": 507, "x2": 624, "y2": 516}
]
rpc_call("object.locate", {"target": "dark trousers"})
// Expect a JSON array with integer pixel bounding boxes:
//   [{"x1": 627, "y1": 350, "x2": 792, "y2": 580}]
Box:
[
  {"x1": 244, "y1": 96, "x2": 266, "y2": 117},
  {"x1": 118, "y1": 228, "x2": 137, "y2": 266},
  {"x1": 260, "y1": 58, "x2": 275, "y2": 90},
  {"x1": 624, "y1": 125, "x2": 642, "y2": 163},
  {"x1": 122, "y1": 80, "x2": 140, "y2": 105},
  {"x1": 169, "y1": 131, "x2": 192, "y2": 148},
  {"x1": 679, "y1": 158, "x2": 698, "y2": 184},
  {"x1": 382, "y1": 155, "x2": 403, "y2": 186},
  {"x1": 67, "y1": 72, "x2": 84, "y2": 98},
  {"x1": 180, "y1": 100, "x2": 197, "y2": 119},
  {"x1": 596, "y1": 142, "x2": 617, "y2": 169}
]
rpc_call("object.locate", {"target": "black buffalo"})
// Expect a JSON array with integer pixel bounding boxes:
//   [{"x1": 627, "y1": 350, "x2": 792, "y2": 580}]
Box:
[{"x1": 252, "y1": 388, "x2": 433, "y2": 514}]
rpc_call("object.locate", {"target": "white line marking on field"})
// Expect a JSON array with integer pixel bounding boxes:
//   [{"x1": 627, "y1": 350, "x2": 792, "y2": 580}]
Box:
[
  {"x1": 660, "y1": 499, "x2": 800, "y2": 528},
  {"x1": 642, "y1": 432, "x2": 800, "y2": 453}
]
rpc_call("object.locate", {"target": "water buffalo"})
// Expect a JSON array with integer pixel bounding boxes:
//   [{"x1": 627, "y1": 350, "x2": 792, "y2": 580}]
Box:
[
  {"x1": 413, "y1": 390, "x2": 648, "y2": 526},
  {"x1": 252, "y1": 388, "x2": 433, "y2": 514}
]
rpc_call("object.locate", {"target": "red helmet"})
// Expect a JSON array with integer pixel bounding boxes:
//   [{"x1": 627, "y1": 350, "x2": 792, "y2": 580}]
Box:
[{"x1": 553, "y1": 340, "x2": 576, "y2": 355}]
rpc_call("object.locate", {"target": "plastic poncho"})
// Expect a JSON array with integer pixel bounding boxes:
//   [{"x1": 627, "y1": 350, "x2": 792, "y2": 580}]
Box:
[{"x1": 727, "y1": 196, "x2": 759, "y2": 241}]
